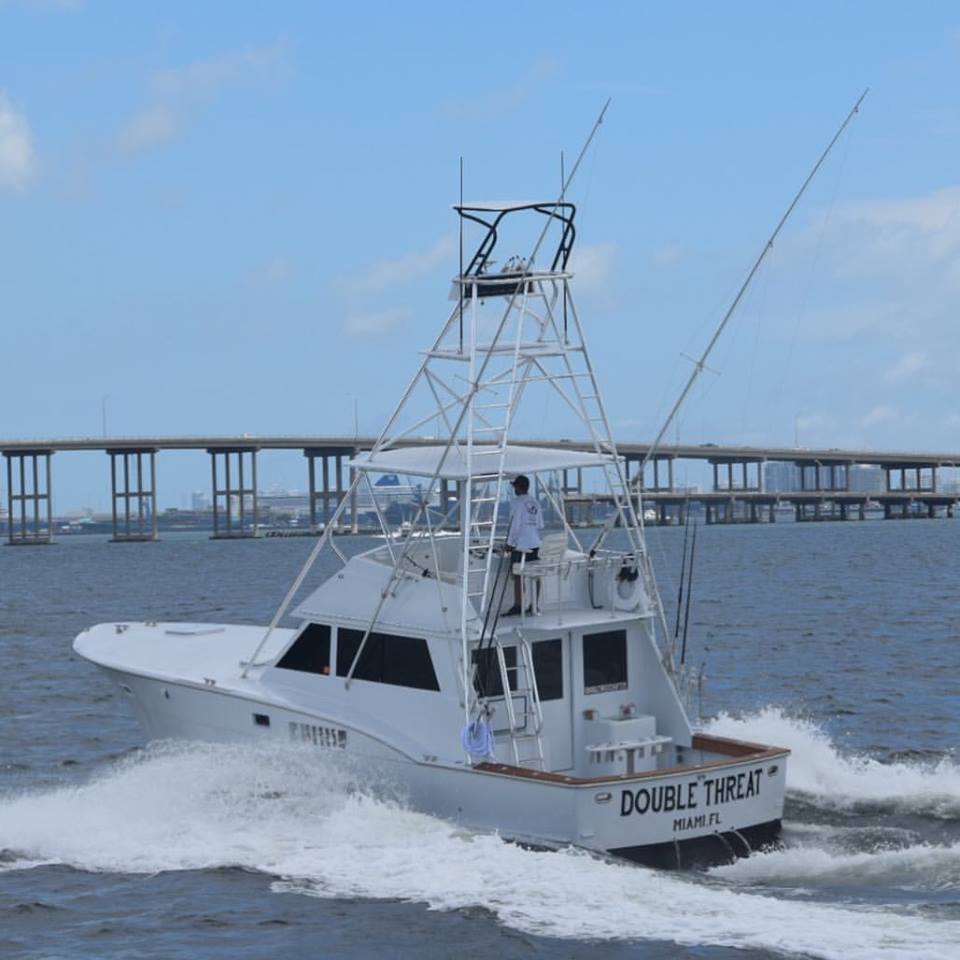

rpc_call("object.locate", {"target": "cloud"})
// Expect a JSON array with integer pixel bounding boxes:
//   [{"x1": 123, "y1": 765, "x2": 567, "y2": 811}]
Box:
[
  {"x1": 569, "y1": 241, "x2": 616, "y2": 295},
  {"x1": 115, "y1": 42, "x2": 286, "y2": 157},
  {"x1": 826, "y1": 186, "x2": 960, "y2": 282},
  {"x1": 795, "y1": 412, "x2": 833, "y2": 433},
  {"x1": 263, "y1": 256, "x2": 291, "y2": 282},
  {"x1": 343, "y1": 307, "x2": 412, "y2": 338},
  {"x1": 242, "y1": 254, "x2": 293, "y2": 286},
  {"x1": 116, "y1": 105, "x2": 178, "y2": 155},
  {"x1": 149, "y1": 45, "x2": 285, "y2": 103},
  {"x1": 652, "y1": 242, "x2": 683, "y2": 267},
  {"x1": 882, "y1": 351, "x2": 926, "y2": 384},
  {"x1": 859, "y1": 404, "x2": 908, "y2": 429},
  {"x1": 759, "y1": 185, "x2": 960, "y2": 350},
  {"x1": 0, "y1": 1, "x2": 84, "y2": 8},
  {"x1": 442, "y1": 57, "x2": 558, "y2": 119},
  {"x1": 573, "y1": 81, "x2": 668, "y2": 97},
  {"x1": 339, "y1": 234, "x2": 456, "y2": 295},
  {"x1": 0, "y1": 91, "x2": 35, "y2": 190}
]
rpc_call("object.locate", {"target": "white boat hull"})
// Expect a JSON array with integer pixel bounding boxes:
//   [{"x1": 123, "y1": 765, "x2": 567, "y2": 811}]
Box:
[{"x1": 97, "y1": 660, "x2": 787, "y2": 868}]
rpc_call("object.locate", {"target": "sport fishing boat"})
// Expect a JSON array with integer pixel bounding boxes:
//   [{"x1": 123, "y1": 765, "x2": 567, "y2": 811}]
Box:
[{"x1": 74, "y1": 191, "x2": 788, "y2": 869}]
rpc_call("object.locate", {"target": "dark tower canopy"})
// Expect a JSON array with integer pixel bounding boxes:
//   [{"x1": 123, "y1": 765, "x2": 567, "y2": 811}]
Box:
[{"x1": 453, "y1": 201, "x2": 576, "y2": 299}]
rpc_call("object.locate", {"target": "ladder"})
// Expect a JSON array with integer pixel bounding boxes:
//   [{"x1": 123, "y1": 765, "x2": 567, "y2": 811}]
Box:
[
  {"x1": 494, "y1": 637, "x2": 545, "y2": 769},
  {"x1": 461, "y1": 288, "x2": 531, "y2": 622}
]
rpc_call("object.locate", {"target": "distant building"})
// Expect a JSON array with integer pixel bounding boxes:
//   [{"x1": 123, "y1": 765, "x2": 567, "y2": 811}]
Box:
[
  {"x1": 763, "y1": 462, "x2": 801, "y2": 492},
  {"x1": 847, "y1": 465, "x2": 884, "y2": 494}
]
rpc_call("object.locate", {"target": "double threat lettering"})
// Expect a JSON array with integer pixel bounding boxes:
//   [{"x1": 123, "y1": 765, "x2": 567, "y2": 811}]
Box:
[{"x1": 619, "y1": 768, "x2": 762, "y2": 817}]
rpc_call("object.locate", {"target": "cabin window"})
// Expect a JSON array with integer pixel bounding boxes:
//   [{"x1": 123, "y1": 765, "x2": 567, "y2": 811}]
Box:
[
  {"x1": 336, "y1": 628, "x2": 440, "y2": 691},
  {"x1": 275, "y1": 623, "x2": 331, "y2": 675},
  {"x1": 532, "y1": 638, "x2": 563, "y2": 701},
  {"x1": 472, "y1": 646, "x2": 517, "y2": 697},
  {"x1": 582, "y1": 629, "x2": 627, "y2": 693}
]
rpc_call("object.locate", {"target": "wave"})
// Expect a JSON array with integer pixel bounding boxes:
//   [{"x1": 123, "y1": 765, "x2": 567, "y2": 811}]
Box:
[
  {"x1": 711, "y1": 839, "x2": 960, "y2": 890},
  {"x1": 702, "y1": 707, "x2": 960, "y2": 818},
  {"x1": 1, "y1": 741, "x2": 958, "y2": 959}
]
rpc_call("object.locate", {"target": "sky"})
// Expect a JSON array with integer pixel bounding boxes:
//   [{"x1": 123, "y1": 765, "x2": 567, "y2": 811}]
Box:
[{"x1": 3, "y1": 1, "x2": 960, "y2": 511}]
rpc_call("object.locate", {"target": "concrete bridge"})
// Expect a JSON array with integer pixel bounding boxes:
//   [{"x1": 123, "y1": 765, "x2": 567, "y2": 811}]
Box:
[{"x1": 3, "y1": 435, "x2": 959, "y2": 543}]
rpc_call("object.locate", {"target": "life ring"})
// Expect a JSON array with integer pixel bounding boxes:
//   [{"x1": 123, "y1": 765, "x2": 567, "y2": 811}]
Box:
[{"x1": 613, "y1": 563, "x2": 645, "y2": 611}]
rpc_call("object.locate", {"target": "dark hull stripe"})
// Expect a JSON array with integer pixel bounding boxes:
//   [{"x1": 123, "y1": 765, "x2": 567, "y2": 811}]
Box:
[{"x1": 609, "y1": 818, "x2": 782, "y2": 870}]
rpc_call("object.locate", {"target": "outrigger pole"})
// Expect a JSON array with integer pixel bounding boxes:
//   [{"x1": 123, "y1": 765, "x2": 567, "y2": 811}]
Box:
[{"x1": 590, "y1": 88, "x2": 868, "y2": 558}]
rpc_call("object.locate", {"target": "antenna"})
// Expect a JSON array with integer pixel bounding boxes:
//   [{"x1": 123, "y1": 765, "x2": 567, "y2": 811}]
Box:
[
  {"x1": 561, "y1": 149, "x2": 568, "y2": 341},
  {"x1": 459, "y1": 156, "x2": 464, "y2": 353}
]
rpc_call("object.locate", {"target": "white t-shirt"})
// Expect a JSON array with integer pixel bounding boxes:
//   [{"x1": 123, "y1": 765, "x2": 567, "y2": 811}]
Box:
[{"x1": 507, "y1": 493, "x2": 543, "y2": 551}]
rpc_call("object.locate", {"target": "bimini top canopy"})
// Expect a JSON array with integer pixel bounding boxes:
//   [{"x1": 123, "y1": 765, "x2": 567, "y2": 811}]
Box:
[{"x1": 350, "y1": 444, "x2": 616, "y2": 481}]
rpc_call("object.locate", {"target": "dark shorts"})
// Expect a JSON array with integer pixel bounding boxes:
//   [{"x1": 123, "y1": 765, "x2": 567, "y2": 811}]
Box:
[{"x1": 511, "y1": 548, "x2": 539, "y2": 565}]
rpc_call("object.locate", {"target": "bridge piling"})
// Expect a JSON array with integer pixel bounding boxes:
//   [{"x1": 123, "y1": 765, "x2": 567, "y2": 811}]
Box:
[
  {"x1": 2, "y1": 449, "x2": 53, "y2": 544},
  {"x1": 108, "y1": 449, "x2": 157, "y2": 541},
  {"x1": 209, "y1": 447, "x2": 258, "y2": 539}
]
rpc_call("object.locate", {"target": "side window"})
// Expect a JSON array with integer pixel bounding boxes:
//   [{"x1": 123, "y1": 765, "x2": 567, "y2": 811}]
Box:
[
  {"x1": 532, "y1": 638, "x2": 563, "y2": 701},
  {"x1": 276, "y1": 623, "x2": 331, "y2": 675},
  {"x1": 472, "y1": 646, "x2": 517, "y2": 697},
  {"x1": 582, "y1": 629, "x2": 627, "y2": 693},
  {"x1": 336, "y1": 629, "x2": 440, "y2": 691},
  {"x1": 337, "y1": 628, "x2": 386, "y2": 684}
]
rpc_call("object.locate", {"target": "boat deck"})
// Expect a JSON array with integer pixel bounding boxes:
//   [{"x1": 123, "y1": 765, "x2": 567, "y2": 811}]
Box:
[
  {"x1": 74, "y1": 621, "x2": 292, "y2": 688},
  {"x1": 475, "y1": 733, "x2": 788, "y2": 785}
]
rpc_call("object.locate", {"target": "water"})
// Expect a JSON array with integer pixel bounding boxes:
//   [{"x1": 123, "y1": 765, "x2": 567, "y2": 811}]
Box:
[{"x1": 1, "y1": 523, "x2": 959, "y2": 959}]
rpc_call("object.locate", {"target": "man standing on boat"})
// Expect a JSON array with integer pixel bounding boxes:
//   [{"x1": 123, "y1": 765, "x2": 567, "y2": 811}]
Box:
[{"x1": 504, "y1": 474, "x2": 543, "y2": 616}]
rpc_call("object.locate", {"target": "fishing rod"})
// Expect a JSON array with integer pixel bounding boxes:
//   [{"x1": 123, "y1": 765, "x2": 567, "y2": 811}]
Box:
[
  {"x1": 673, "y1": 516, "x2": 691, "y2": 639},
  {"x1": 590, "y1": 88, "x2": 868, "y2": 557},
  {"x1": 680, "y1": 521, "x2": 698, "y2": 666}
]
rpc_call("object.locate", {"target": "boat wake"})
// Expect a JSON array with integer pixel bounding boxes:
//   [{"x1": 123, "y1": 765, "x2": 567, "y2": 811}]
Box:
[
  {"x1": 0, "y1": 740, "x2": 958, "y2": 959},
  {"x1": 703, "y1": 706, "x2": 960, "y2": 819},
  {"x1": 709, "y1": 836, "x2": 960, "y2": 891}
]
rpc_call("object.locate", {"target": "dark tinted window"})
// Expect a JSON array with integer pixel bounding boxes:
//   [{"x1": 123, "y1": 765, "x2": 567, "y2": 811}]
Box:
[
  {"x1": 276, "y1": 623, "x2": 331, "y2": 675},
  {"x1": 532, "y1": 638, "x2": 563, "y2": 701},
  {"x1": 472, "y1": 646, "x2": 517, "y2": 697},
  {"x1": 336, "y1": 629, "x2": 440, "y2": 691},
  {"x1": 582, "y1": 629, "x2": 627, "y2": 692}
]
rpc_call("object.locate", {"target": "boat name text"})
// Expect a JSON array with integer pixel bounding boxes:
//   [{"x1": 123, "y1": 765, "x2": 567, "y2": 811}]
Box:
[
  {"x1": 619, "y1": 767, "x2": 762, "y2": 817},
  {"x1": 289, "y1": 721, "x2": 347, "y2": 749}
]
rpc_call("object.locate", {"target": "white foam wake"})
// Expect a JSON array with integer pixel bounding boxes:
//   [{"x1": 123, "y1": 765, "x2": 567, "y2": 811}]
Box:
[
  {"x1": 1, "y1": 742, "x2": 958, "y2": 960},
  {"x1": 703, "y1": 707, "x2": 960, "y2": 817},
  {"x1": 711, "y1": 840, "x2": 960, "y2": 890}
]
